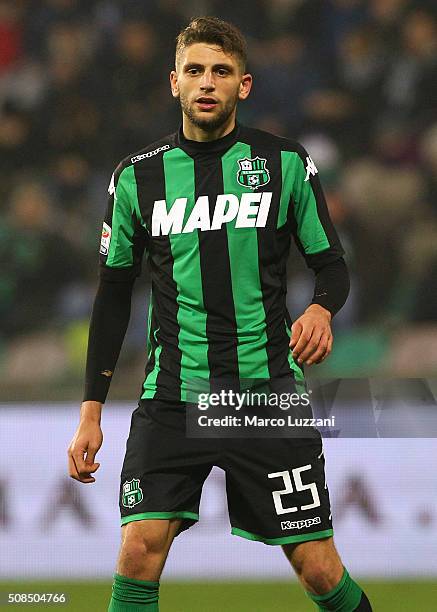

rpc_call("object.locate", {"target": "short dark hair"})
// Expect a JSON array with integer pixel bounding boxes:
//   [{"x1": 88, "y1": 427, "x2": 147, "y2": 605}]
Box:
[{"x1": 175, "y1": 16, "x2": 247, "y2": 72}]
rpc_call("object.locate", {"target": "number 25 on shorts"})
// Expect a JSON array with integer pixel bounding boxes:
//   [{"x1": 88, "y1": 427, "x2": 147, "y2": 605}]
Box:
[{"x1": 268, "y1": 465, "x2": 320, "y2": 515}]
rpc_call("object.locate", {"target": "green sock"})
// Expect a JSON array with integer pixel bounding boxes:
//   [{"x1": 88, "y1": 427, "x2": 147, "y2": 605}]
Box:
[
  {"x1": 306, "y1": 567, "x2": 365, "y2": 611},
  {"x1": 108, "y1": 573, "x2": 159, "y2": 611}
]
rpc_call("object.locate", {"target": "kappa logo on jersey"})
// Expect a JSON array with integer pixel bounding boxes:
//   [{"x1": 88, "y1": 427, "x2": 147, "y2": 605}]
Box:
[
  {"x1": 152, "y1": 192, "x2": 272, "y2": 236},
  {"x1": 122, "y1": 478, "x2": 143, "y2": 508},
  {"x1": 99, "y1": 222, "x2": 111, "y2": 255},
  {"x1": 237, "y1": 157, "x2": 270, "y2": 189},
  {"x1": 304, "y1": 155, "x2": 318, "y2": 182},
  {"x1": 131, "y1": 144, "x2": 171, "y2": 164},
  {"x1": 108, "y1": 173, "x2": 115, "y2": 195}
]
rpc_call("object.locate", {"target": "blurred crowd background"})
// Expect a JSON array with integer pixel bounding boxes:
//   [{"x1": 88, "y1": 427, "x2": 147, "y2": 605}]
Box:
[{"x1": 1, "y1": 0, "x2": 437, "y2": 399}]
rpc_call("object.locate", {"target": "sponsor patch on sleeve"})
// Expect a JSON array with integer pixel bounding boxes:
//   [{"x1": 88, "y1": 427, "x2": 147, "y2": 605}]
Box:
[{"x1": 100, "y1": 222, "x2": 111, "y2": 255}]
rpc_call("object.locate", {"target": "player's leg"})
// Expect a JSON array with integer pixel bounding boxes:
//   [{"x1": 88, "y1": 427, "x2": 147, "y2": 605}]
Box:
[
  {"x1": 108, "y1": 518, "x2": 181, "y2": 611},
  {"x1": 282, "y1": 536, "x2": 343, "y2": 593},
  {"x1": 110, "y1": 398, "x2": 217, "y2": 611},
  {"x1": 282, "y1": 537, "x2": 372, "y2": 611},
  {"x1": 224, "y1": 428, "x2": 372, "y2": 611},
  {"x1": 117, "y1": 518, "x2": 182, "y2": 580}
]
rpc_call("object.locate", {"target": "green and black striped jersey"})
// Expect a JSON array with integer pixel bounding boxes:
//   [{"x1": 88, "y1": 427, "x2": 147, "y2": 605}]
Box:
[{"x1": 99, "y1": 123, "x2": 344, "y2": 401}]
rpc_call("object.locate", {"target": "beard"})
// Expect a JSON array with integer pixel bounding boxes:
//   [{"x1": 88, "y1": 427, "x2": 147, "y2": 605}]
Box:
[{"x1": 179, "y1": 91, "x2": 239, "y2": 132}]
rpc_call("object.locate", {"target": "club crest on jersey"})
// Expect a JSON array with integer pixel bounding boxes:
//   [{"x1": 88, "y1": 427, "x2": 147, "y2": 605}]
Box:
[
  {"x1": 237, "y1": 157, "x2": 270, "y2": 189},
  {"x1": 122, "y1": 478, "x2": 143, "y2": 508}
]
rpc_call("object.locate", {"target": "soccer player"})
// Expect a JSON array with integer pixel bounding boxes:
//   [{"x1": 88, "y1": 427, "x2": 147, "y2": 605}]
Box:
[{"x1": 68, "y1": 16, "x2": 372, "y2": 612}]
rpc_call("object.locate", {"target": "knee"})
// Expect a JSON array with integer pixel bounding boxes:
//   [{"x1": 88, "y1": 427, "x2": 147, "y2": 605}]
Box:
[
  {"x1": 121, "y1": 522, "x2": 169, "y2": 560},
  {"x1": 285, "y1": 539, "x2": 344, "y2": 596},
  {"x1": 297, "y1": 559, "x2": 343, "y2": 595}
]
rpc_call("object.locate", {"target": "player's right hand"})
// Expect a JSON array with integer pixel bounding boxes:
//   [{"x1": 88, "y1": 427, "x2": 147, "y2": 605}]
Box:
[{"x1": 68, "y1": 417, "x2": 103, "y2": 484}]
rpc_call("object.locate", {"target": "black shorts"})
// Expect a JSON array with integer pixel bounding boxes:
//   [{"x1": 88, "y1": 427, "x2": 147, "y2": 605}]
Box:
[{"x1": 119, "y1": 399, "x2": 333, "y2": 545}]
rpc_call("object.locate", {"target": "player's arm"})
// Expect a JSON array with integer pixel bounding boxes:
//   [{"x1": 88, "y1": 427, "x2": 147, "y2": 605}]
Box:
[
  {"x1": 68, "y1": 162, "x2": 148, "y2": 483},
  {"x1": 287, "y1": 143, "x2": 350, "y2": 366}
]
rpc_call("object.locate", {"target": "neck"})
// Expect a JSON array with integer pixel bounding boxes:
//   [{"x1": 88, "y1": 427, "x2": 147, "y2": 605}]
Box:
[{"x1": 182, "y1": 111, "x2": 236, "y2": 142}]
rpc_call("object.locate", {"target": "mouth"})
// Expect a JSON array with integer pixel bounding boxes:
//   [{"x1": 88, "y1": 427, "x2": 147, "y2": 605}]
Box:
[{"x1": 195, "y1": 96, "x2": 218, "y2": 111}]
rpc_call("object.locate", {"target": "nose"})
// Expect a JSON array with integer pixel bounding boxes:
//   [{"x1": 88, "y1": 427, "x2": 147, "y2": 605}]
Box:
[{"x1": 199, "y1": 69, "x2": 215, "y2": 91}]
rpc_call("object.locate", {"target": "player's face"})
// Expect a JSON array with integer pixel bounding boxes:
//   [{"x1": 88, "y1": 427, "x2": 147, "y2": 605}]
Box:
[{"x1": 170, "y1": 43, "x2": 252, "y2": 134}]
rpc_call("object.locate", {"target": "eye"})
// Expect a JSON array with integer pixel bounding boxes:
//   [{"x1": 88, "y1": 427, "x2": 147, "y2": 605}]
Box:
[
  {"x1": 187, "y1": 68, "x2": 200, "y2": 75},
  {"x1": 217, "y1": 68, "x2": 229, "y2": 76}
]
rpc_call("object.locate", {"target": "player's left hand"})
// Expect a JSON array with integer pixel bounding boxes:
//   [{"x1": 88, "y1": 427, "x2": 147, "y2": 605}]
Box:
[{"x1": 289, "y1": 304, "x2": 333, "y2": 366}]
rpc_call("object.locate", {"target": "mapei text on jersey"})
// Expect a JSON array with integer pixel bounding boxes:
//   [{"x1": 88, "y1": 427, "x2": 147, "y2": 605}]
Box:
[{"x1": 151, "y1": 192, "x2": 272, "y2": 236}]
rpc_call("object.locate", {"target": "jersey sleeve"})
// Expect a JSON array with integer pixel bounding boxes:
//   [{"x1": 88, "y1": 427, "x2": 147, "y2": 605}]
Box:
[
  {"x1": 99, "y1": 162, "x2": 148, "y2": 282},
  {"x1": 286, "y1": 143, "x2": 345, "y2": 271}
]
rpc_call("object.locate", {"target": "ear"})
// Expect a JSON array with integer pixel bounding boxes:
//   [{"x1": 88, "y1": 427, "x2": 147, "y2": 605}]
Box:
[
  {"x1": 238, "y1": 73, "x2": 253, "y2": 101},
  {"x1": 170, "y1": 70, "x2": 179, "y2": 98}
]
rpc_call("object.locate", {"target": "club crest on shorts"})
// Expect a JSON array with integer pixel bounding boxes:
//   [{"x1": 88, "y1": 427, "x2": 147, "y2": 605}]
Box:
[
  {"x1": 122, "y1": 478, "x2": 143, "y2": 508},
  {"x1": 237, "y1": 157, "x2": 270, "y2": 189}
]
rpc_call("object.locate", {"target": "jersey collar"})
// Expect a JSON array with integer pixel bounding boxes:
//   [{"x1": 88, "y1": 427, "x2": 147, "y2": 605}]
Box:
[{"x1": 176, "y1": 122, "x2": 240, "y2": 157}]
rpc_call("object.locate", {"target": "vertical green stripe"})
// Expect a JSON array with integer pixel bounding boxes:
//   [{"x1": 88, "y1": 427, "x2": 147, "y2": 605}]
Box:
[
  {"x1": 292, "y1": 154, "x2": 329, "y2": 254},
  {"x1": 284, "y1": 321, "x2": 305, "y2": 386},
  {"x1": 107, "y1": 165, "x2": 141, "y2": 267},
  {"x1": 142, "y1": 290, "x2": 162, "y2": 397},
  {"x1": 142, "y1": 345, "x2": 162, "y2": 398},
  {"x1": 146, "y1": 290, "x2": 153, "y2": 360},
  {"x1": 163, "y1": 148, "x2": 209, "y2": 400},
  {"x1": 277, "y1": 151, "x2": 296, "y2": 229},
  {"x1": 221, "y1": 143, "x2": 269, "y2": 381}
]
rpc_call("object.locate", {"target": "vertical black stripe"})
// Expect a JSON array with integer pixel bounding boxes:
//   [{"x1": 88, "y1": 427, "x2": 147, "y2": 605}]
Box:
[
  {"x1": 143, "y1": 296, "x2": 157, "y2": 379},
  {"x1": 134, "y1": 158, "x2": 182, "y2": 400},
  {"x1": 195, "y1": 157, "x2": 240, "y2": 391},
  {"x1": 251, "y1": 145, "x2": 296, "y2": 381}
]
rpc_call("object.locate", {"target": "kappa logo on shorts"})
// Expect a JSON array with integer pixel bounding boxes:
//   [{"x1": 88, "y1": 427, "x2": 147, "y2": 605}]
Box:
[
  {"x1": 280, "y1": 516, "x2": 321, "y2": 531},
  {"x1": 122, "y1": 478, "x2": 143, "y2": 508}
]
